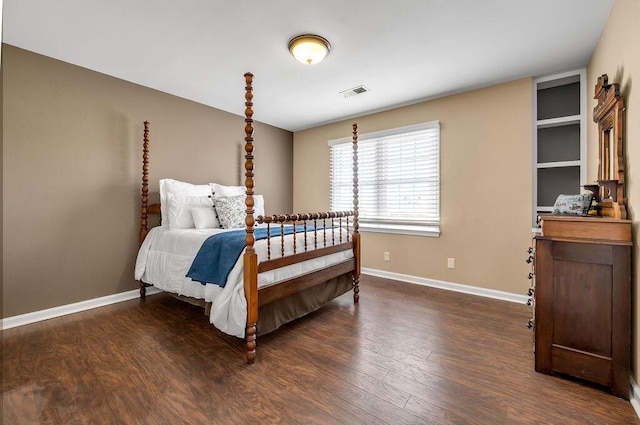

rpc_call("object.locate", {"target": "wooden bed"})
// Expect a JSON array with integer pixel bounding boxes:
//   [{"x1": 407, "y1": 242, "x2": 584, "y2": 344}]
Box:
[{"x1": 138, "y1": 72, "x2": 361, "y2": 364}]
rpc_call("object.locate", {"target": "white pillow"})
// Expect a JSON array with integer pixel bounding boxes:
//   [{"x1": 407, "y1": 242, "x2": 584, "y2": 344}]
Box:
[
  {"x1": 159, "y1": 179, "x2": 212, "y2": 228},
  {"x1": 191, "y1": 206, "x2": 221, "y2": 229},
  {"x1": 254, "y1": 194, "x2": 265, "y2": 217},
  {"x1": 166, "y1": 195, "x2": 213, "y2": 229},
  {"x1": 209, "y1": 183, "x2": 245, "y2": 197}
]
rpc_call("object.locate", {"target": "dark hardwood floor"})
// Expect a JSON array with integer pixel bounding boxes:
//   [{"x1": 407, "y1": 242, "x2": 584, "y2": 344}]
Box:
[{"x1": 3, "y1": 275, "x2": 638, "y2": 424}]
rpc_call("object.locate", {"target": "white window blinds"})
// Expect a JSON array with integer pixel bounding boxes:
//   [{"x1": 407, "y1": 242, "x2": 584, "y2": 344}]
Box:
[{"x1": 329, "y1": 121, "x2": 440, "y2": 235}]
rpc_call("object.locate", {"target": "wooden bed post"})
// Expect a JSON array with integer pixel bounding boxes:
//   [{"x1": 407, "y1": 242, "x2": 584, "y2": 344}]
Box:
[
  {"x1": 243, "y1": 73, "x2": 259, "y2": 364},
  {"x1": 139, "y1": 120, "x2": 150, "y2": 299},
  {"x1": 352, "y1": 123, "x2": 360, "y2": 304}
]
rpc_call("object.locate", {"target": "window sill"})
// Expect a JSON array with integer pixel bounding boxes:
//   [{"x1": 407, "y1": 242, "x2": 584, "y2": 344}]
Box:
[{"x1": 359, "y1": 223, "x2": 440, "y2": 237}]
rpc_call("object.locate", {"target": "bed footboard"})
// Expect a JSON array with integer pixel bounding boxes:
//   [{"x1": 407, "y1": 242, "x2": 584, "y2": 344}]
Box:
[
  {"x1": 243, "y1": 210, "x2": 359, "y2": 364},
  {"x1": 255, "y1": 211, "x2": 357, "y2": 305}
]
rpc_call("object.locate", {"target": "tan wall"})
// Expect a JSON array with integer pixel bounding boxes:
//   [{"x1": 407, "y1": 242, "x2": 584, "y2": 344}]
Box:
[
  {"x1": 587, "y1": 0, "x2": 640, "y2": 385},
  {"x1": 294, "y1": 78, "x2": 533, "y2": 295},
  {"x1": 2, "y1": 45, "x2": 293, "y2": 318}
]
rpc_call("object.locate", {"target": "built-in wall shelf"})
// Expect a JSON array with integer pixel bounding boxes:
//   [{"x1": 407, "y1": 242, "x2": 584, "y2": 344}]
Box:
[{"x1": 532, "y1": 70, "x2": 586, "y2": 223}]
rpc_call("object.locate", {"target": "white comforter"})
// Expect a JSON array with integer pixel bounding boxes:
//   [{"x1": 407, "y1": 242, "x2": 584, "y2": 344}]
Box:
[{"x1": 135, "y1": 226, "x2": 353, "y2": 338}]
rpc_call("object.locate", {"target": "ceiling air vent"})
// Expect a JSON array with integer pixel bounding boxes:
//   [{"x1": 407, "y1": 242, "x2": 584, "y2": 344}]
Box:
[{"x1": 340, "y1": 85, "x2": 369, "y2": 98}]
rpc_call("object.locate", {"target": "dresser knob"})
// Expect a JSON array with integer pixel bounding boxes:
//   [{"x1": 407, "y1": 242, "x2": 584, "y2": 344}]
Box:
[
  {"x1": 527, "y1": 247, "x2": 533, "y2": 254},
  {"x1": 528, "y1": 272, "x2": 534, "y2": 280},
  {"x1": 526, "y1": 256, "x2": 534, "y2": 264},
  {"x1": 526, "y1": 298, "x2": 533, "y2": 306},
  {"x1": 527, "y1": 287, "x2": 535, "y2": 296},
  {"x1": 526, "y1": 319, "x2": 534, "y2": 329}
]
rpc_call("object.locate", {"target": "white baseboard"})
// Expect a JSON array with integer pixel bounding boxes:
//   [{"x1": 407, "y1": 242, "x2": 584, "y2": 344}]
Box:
[
  {"x1": 361, "y1": 267, "x2": 528, "y2": 304},
  {"x1": 631, "y1": 376, "x2": 640, "y2": 419},
  {"x1": 1, "y1": 287, "x2": 162, "y2": 330},
  {"x1": 2, "y1": 270, "x2": 525, "y2": 329}
]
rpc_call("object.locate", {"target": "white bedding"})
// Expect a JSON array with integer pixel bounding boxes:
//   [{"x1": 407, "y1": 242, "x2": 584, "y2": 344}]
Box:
[{"x1": 135, "y1": 226, "x2": 353, "y2": 338}]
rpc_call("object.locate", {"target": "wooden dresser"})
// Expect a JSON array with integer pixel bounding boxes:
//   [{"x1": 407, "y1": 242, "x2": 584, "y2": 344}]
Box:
[{"x1": 534, "y1": 214, "x2": 631, "y2": 398}]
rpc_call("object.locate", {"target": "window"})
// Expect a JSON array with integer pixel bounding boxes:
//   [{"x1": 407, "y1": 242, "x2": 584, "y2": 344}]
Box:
[{"x1": 329, "y1": 121, "x2": 440, "y2": 237}]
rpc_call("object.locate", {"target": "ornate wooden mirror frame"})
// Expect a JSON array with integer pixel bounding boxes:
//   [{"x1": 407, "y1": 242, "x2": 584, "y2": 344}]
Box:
[{"x1": 592, "y1": 74, "x2": 626, "y2": 219}]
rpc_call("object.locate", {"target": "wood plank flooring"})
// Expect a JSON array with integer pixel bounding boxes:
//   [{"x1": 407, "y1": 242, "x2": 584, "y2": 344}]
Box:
[{"x1": 3, "y1": 275, "x2": 638, "y2": 424}]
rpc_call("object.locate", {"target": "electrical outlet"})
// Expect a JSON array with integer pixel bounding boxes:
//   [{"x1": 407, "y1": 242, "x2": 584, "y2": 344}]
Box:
[
  {"x1": 384, "y1": 251, "x2": 390, "y2": 261},
  {"x1": 447, "y1": 258, "x2": 455, "y2": 269}
]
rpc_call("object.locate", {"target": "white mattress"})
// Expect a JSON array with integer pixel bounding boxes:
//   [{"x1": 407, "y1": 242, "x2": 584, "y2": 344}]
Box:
[{"x1": 135, "y1": 226, "x2": 353, "y2": 338}]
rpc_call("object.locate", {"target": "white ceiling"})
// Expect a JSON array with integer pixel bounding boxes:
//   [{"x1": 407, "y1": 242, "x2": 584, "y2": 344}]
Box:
[{"x1": 3, "y1": 0, "x2": 614, "y2": 132}]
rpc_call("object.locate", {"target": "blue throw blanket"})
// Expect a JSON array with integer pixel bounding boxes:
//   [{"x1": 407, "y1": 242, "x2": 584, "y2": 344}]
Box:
[{"x1": 186, "y1": 225, "x2": 309, "y2": 287}]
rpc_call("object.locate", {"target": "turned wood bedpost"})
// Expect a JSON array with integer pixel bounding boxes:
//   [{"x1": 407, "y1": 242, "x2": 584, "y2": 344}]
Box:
[
  {"x1": 352, "y1": 123, "x2": 360, "y2": 304},
  {"x1": 139, "y1": 121, "x2": 150, "y2": 299},
  {"x1": 243, "y1": 73, "x2": 259, "y2": 364},
  {"x1": 140, "y1": 121, "x2": 150, "y2": 245}
]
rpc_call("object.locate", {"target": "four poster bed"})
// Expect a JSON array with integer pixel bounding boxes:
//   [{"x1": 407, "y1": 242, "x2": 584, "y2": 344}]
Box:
[{"x1": 135, "y1": 73, "x2": 361, "y2": 364}]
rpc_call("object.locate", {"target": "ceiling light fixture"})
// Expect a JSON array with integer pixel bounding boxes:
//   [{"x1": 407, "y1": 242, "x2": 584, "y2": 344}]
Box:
[{"x1": 288, "y1": 34, "x2": 331, "y2": 65}]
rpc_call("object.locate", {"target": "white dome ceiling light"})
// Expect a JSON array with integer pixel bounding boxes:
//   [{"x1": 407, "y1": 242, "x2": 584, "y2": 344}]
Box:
[{"x1": 288, "y1": 34, "x2": 331, "y2": 65}]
